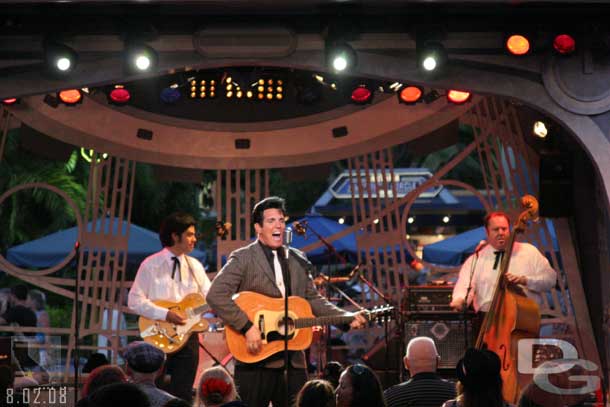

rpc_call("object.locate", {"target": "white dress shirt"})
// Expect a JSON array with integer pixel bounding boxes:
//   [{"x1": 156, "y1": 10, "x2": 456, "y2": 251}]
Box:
[
  {"x1": 128, "y1": 248, "x2": 211, "y2": 321},
  {"x1": 452, "y1": 242, "x2": 556, "y2": 312}
]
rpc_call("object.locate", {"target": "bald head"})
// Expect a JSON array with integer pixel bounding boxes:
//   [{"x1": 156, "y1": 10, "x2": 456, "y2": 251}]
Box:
[{"x1": 404, "y1": 337, "x2": 440, "y2": 375}]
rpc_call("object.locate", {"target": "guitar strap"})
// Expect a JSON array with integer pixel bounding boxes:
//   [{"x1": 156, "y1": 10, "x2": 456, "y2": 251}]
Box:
[{"x1": 184, "y1": 256, "x2": 203, "y2": 293}]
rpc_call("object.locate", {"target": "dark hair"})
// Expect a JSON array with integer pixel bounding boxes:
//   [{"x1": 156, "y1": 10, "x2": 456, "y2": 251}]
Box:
[
  {"x1": 343, "y1": 364, "x2": 386, "y2": 407},
  {"x1": 321, "y1": 361, "x2": 344, "y2": 389},
  {"x1": 11, "y1": 284, "x2": 28, "y2": 301},
  {"x1": 82, "y1": 353, "x2": 110, "y2": 374},
  {"x1": 296, "y1": 379, "x2": 335, "y2": 407},
  {"x1": 483, "y1": 212, "x2": 510, "y2": 230},
  {"x1": 455, "y1": 348, "x2": 503, "y2": 407},
  {"x1": 81, "y1": 364, "x2": 128, "y2": 398},
  {"x1": 159, "y1": 212, "x2": 197, "y2": 247},
  {"x1": 87, "y1": 383, "x2": 150, "y2": 407},
  {"x1": 252, "y1": 196, "x2": 286, "y2": 226}
]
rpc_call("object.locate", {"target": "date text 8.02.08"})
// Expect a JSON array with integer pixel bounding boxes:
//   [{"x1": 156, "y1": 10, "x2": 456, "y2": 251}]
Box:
[{"x1": 5, "y1": 386, "x2": 69, "y2": 406}]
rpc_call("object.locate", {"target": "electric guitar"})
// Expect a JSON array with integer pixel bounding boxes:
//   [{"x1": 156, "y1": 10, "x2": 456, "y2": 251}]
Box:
[
  {"x1": 138, "y1": 293, "x2": 211, "y2": 354},
  {"x1": 225, "y1": 291, "x2": 393, "y2": 363}
]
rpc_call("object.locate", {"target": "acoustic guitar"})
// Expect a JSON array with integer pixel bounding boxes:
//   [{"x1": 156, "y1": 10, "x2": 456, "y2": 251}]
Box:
[
  {"x1": 138, "y1": 293, "x2": 211, "y2": 354},
  {"x1": 225, "y1": 291, "x2": 393, "y2": 363}
]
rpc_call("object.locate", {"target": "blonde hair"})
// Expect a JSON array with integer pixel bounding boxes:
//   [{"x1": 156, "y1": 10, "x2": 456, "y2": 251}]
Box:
[{"x1": 195, "y1": 366, "x2": 237, "y2": 407}]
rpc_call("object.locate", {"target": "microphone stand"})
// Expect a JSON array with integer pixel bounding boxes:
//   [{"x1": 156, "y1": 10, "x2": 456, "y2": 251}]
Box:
[
  {"x1": 300, "y1": 221, "x2": 348, "y2": 375},
  {"x1": 282, "y1": 231, "x2": 292, "y2": 407}
]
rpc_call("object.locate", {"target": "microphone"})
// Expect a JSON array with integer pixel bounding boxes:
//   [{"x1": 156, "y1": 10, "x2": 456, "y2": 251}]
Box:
[
  {"x1": 474, "y1": 240, "x2": 488, "y2": 257},
  {"x1": 283, "y1": 227, "x2": 293, "y2": 259},
  {"x1": 292, "y1": 221, "x2": 307, "y2": 236}
]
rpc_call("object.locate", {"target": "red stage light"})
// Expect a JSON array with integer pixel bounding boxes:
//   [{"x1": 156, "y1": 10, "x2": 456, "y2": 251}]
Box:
[
  {"x1": 58, "y1": 89, "x2": 82, "y2": 105},
  {"x1": 2, "y1": 98, "x2": 17, "y2": 105},
  {"x1": 506, "y1": 34, "x2": 530, "y2": 55},
  {"x1": 351, "y1": 86, "x2": 373, "y2": 104},
  {"x1": 398, "y1": 86, "x2": 423, "y2": 104},
  {"x1": 553, "y1": 34, "x2": 576, "y2": 55},
  {"x1": 447, "y1": 90, "x2": 471, "y2": 104},
  {"x1": 109, "y1": 87, "x2": 131, "y2": 104}
]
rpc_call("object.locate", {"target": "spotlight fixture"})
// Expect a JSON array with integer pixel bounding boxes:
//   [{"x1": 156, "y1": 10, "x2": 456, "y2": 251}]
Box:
[
  {"x1": 2, "y1": 98, "x2": 18, "y2": 105},
  {"x1": 553, "y1": 34, "x2": 576, "y2": 55},
  {"x1": 447, "y1": 90, "x2": 471, "y2": 104},
  {"x1": 125, "y1": 44, "x2": 157, "y2": 73},
  {"x1": 326, "y1": 42, "x2": 357, "y2": 73},
  {"x1": 533, "y1": 121, "x2": 548, "y2": 138},
  {"x1": 108, "y1": 85, "x2": 131, "y2": 105},
  {"x1": 505, "y1": 34, "x2": 530, "y2": 55},
  {"x1": 442, "y1": 215, "x2": 450, "y2": 224},
  {"x1": 338, "y1": 217, "x2": 345, "y2": 224},
  {"x1": 408, "y1": 216, "x2": 415, "y2": 224},
  {"x1": 417, "y1": 41, "x2": 447, "y2": 73},
  {"x1": 58, "y1": 89, "x2": 83, "y2": 105},
  {"x1": 398, "y1": 86, "x2": 423, "y2": 104},
  {"x1": 350, "y1": 84, "x2": 373, "y2": 104},
  {"x1": 44, "y1": 41, "x2": 77, "y2": 75}
]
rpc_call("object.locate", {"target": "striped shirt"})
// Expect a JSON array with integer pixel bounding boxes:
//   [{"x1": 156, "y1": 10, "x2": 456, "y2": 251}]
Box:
[{"x1": 384, "y1": 372, "x2": 456, "y2": 407}]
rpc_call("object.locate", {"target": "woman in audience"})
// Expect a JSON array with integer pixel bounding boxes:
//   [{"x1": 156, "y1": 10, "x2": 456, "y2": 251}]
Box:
[
  {"x1": 296, "y1": 379, "x2": 335, "y2": 407},
  {"x1": 335, "y1": 364, "x2": 386, "y2": 407},
  {"x1": 195, "y1": 366, "x2": 244, "y2": 407},
  {"x1": 442, "y1": 348, "x2": 513, "y2": 407},
  {"x1": 27, "y1": 289, "x2": 51, "y2": 368}
]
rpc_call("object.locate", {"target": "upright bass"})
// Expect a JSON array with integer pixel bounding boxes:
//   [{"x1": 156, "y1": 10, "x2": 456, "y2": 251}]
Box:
[{"x1": 475, "y1": 195, "x2": 541, "y2": 403}]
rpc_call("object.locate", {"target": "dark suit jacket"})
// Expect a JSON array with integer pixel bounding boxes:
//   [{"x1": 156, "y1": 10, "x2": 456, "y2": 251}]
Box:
[{"x1": 207, "y1": 240, "x2": 345, "y2": 368}]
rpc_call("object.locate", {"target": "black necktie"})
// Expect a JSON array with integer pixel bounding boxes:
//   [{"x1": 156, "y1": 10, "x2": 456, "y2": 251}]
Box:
[
  {"x1": 493, "y1": 250, "x2": 505, "y2": 270},
  {"x1": 171, "y1": 256, "x2": 181, "y2": 282}
]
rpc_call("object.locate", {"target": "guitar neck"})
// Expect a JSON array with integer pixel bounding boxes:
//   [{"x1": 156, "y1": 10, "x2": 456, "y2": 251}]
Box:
[{"x1": 295, "y1": 314, "x2": 356, "y2": 329}]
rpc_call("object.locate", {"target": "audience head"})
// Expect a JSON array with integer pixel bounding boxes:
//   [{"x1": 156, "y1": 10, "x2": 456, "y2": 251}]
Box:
[
  {"x1": 10, "y1": 284, "x2": 28, "y2": 302},
  {"x1": 296, "y1": 379, "x2": 335, "y2": 407},
  {"x1": 26, "y1": 289, "x2": 47, "y2": 311},
  {"x1": 321, "y1": 361, "x2": 344, "y2": 389},
  {"x1": 455, "y1": 348, "x2": 503, "y2": 406},
  {"x1": 404, "y1": 336, "x2": 440, "y2": 375},
  {"x1": 81, "y1": 365, "x2": 129, "y2": 398},
  {"x1": 336, "y1": 364, "x2": 386, "y2": 407},
  {"x1": 83, "y1": 353, "x2": 110, "y2": 374},
  {"x1": 85, "y1": 382, "x2": 150, "y2": 407},
  {"x1": 123, "y1": 341, "x2": 166, "y2": 376},
  {"x1": 196, "y1": 366, "x2": 238, "y2": 407}
]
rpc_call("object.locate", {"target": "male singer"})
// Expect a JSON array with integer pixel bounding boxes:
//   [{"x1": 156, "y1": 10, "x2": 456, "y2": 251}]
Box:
[{"x1": 207, "y1": 196, "x2": 366, "y2": 407}]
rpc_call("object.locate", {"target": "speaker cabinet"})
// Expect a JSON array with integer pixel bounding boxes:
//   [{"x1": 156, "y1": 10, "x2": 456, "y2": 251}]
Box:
[{"x1": 539, "y1": 153, "x2": 573, "y2": 217}]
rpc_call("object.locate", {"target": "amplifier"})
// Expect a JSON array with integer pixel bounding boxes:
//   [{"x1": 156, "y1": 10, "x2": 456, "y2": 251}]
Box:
[{"x1": 402, "y1": 285, "x2": 454, "y2": 313}]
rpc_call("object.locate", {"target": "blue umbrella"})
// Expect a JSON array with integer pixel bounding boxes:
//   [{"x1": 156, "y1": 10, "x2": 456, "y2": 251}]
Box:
[
  {"x1": 422, "y1": 220, "x2": 559, "y2": 266},
  {"x1": 6, "y1": 218, "x2": 206, "y2": 268},
  {"x1": 290, "y1": 215, "x2": 357, "y2": 264}
]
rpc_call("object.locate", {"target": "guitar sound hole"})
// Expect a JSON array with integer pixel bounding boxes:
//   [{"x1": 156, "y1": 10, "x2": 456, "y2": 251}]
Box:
[{"x1": 266, "y1": 317, "x2": 296, "y2": 342}]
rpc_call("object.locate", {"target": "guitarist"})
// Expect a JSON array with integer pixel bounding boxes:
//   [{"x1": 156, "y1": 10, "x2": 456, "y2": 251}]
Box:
[
  {"x1": 128, "y1": 212, "x2": 211, "y2": 403},
  {"x1": 207, "y1": 196, "x2": 366, "y2": 407}
]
